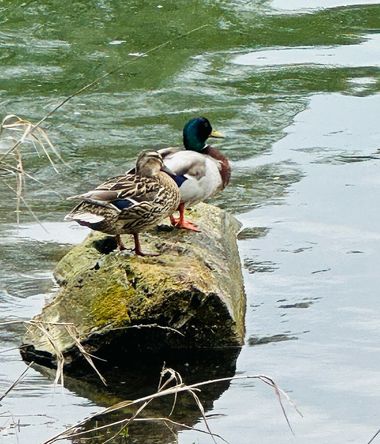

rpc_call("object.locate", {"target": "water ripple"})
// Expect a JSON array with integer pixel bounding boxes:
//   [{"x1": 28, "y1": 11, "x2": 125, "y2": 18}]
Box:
[{"x1": 233, "y1": 33, "x2": 380, "y2": 68}]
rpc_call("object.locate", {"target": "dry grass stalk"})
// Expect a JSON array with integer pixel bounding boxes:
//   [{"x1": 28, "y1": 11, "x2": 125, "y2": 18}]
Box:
[
  {"x1": 43, "y1": 368, "x2": 301, "y2": 444},
  {"x1": 29, "y1": 321, "x2": 66, "y2": 386},
  {"x1": 0, "y1": 114, "x2": 61, "y2": 223},
  {"x1": 368, "y1": 428, "x2": 380, "y2": 444},
  {"x1": 2, "y1": 181, "x2": 48, "y2": 230},
  {"x1": 0, "y1": 413, "x2": 20, "y2": 437},
  {"x1": 0, "y1": 115, "x2": 63, "y2": 169},
  {"x1": 26, "y1": 320, "x2": 108, "y2": 387},
  {"x1": 64, "y1": 324, "x2": 107, "y2": 386},
  {"x1": 0, "y1": 361, "x2": 34, "y2": 402},
  {"x1": 99, "y1": 367, "x2": 187, "y2": 444},
  {"x1": 0, "y1": 319, "x2": 106, "y2": 387}
]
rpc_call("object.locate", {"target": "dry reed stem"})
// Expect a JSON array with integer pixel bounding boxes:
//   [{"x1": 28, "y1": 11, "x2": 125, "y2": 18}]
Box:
[
  {"x1": 188, "y1": 387, "x2": 218, "y2": 444},
  {"x1": 43, "y1": 368, "x2": 300, "y2": 444},
  {"x1": 27, "y1": 320, "x2": 108, "y2": 386},
  {"x1": 101, "y1": 367, "x2": 190, "y2": 443},
  {"x1": 0, "y1": 361, "x2": 34, "y2": 402},
  {"x1": 0, "y1": 319, "x2": 106, "y2": 387},
  {"x1": 64, "y1": 324, "x2": 107, "y2": 386},
  {"x1": 0, "y1": 115, "x2": 61, "y2": 169},
  {"x1": 164, "y1": 367, "x2": 182, "y2": 416},
  {"x1": 2, "y1": 180, "x2": 47, "y2": 230},
  {"x1": 0, "y1": 115, "x2": 61, "y2": 224},
  {"x1": 30, "y1": 322, "x2": 65, "y2": 385},
  {"x1": 368, "y1": 428, "x2": 380, "y2": 444}
]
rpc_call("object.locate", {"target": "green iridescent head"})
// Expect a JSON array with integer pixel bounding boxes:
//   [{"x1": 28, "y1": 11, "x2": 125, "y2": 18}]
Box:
[{"x1": 183, "y1": 117, "x2": 224, "y2": 152}]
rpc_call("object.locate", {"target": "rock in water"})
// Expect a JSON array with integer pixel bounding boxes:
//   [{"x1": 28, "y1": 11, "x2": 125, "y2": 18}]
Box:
[{"x1": 20, "y1": 203, "x2": 246, "y2": 371}]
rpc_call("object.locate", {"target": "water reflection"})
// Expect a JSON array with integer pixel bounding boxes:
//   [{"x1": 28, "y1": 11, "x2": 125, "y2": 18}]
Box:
[
  {"x1": 215, "y1": 164, "x2": 304, "y2": 213},
  {"x1": 33, "y1": 348, "x2": 241, "y2": 444},
  {"x1": 248, "y1": 333, "x2": 298, "y2": 345},
  {"x1": 244, "y1": 258, "x2": 278, "y2": 273},
  {"x1": 278, "y1": 300, "x2": 318, "y2": 309},
  {"x1": 237, "y1": 226, "x2": 270, "y2": 240}
]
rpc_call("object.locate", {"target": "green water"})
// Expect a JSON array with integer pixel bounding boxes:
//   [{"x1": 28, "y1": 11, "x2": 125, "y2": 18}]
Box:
[{"x1": 1, "y1": 1, "x2": 380, "y2": 443}]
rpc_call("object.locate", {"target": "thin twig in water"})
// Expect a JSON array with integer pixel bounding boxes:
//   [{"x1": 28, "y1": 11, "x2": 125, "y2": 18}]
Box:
[
  {"x1": 26, "y1": 321, "x2": 102, "y2": 385},
  {"x1": 0, "y1": 115, "x2": 61, "y2": 167},
  {"x1": 255, "y1": 374, "x2": 303, "y2": 421},
  {"x1": 27, "y1": 320, "x2": 106, "y2": 385},
  {"x1": 15, "y1": 146, "x2": 23, "y2": 224},
  {"x1": 0, "y1": 345, "x2": 29, "y2": 354},
  {"x1": 368, "y1": 428, "x2": 380, "y2": 444},
  {"x1": 188, "y1": 388, "x2": 218, "y2": 444},
  {"x1": 0, "y1": 361, "x2": 34, "y2": 402},
  {"x1": 0, "y1": 320, "x2": 25, "y2": 326},
  {"x1": 161, "y1": 367, "x2": 182, "y2": 417},
  {"x1": 0, "y1": 161, "x2": 46, "y2": 185},
  {"x1": 0, "y1": 320, "x2": 75, "y2": 327},
  {"x1": 2, "y1": 181, "x2": 48, "y2": 231},
  {"x1": 0, "y1": 319, "x2": 106, "y2": 386}
]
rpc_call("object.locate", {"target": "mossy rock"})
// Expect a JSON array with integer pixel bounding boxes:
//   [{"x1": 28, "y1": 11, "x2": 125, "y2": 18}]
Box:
[{"x1": 21, "y1": 203, "x2": 246, "y2": 370}]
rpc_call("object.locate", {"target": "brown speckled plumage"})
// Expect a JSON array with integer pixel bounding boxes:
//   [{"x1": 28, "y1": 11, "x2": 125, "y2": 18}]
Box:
[{"x1": 65, "y1": 151, "x2": 180, "y2": 255}]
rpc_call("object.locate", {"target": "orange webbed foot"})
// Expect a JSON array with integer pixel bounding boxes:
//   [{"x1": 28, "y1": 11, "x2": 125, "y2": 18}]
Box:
[{"x1": 172, "y1": 218, "x2": 200, "y2": 232}]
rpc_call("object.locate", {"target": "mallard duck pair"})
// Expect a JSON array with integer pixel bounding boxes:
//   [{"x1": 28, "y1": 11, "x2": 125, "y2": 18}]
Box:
[{"x1": 65, "y1": 117, "x2": 230, "y2": 256}]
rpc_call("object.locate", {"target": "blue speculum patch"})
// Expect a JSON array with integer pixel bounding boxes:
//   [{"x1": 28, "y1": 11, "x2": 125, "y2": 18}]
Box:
[{"x1": 112, "y1": 199, "x2": 135, "y2": 210}]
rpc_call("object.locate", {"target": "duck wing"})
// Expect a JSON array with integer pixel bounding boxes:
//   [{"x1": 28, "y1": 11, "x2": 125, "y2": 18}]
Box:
[
  {"x1": 65, "y1": 173, "x2": 164, "y2": 227},
  {"x1": 68, "y1": 173, "x2": 160, "y2": 205}
]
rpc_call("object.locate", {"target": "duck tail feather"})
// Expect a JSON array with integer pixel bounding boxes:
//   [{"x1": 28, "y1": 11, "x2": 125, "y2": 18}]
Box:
[{"x1": 64, "y1": 212, "x2": 105, "y2": 224}]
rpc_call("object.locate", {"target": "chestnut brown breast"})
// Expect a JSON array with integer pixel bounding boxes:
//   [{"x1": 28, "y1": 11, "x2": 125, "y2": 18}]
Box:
[{"x1": 203, "y1": 146, "x2": 231, "y2": 189}]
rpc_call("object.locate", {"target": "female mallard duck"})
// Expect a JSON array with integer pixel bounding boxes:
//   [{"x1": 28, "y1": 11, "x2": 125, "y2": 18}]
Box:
[
  {"x1": 159, "y1": 116, "x2": 230, "y2": 231},
  {"x1": 64, "y1": 150, "x2": 180, "y2": 256}
]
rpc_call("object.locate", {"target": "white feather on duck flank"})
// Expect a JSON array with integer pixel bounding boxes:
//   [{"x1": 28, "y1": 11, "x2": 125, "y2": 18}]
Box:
[
  {"x1": 162, "y1": 150, "x2": 222, "y2": 206},
  {"x1": 64, "y1": 212, "x2": 105, "y2": 224}
]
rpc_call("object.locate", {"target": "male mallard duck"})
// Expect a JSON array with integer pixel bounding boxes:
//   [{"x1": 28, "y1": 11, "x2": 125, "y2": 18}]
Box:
[
  {"x1": 64, "y1": 150, "x2": 180, "y2": 256},
  {"x1": 159, "y1": 116, "x2": 230, "y2": 231}
]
